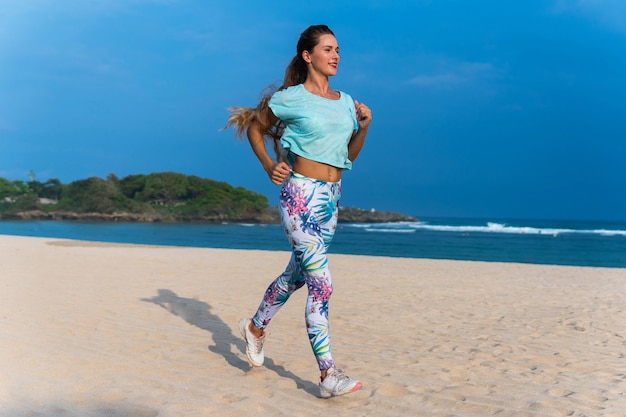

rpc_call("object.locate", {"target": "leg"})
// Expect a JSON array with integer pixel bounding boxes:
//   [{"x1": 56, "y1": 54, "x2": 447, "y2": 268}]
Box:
[
  {"x1": 241, "y1": 229, "x2": 306, "y2": 368},
  {"x1": 279, "y1": 173, "x2": 342, "y2": 371},
  {"x1": 250, "y1": 252, "x2": 305, "y2": 331}
]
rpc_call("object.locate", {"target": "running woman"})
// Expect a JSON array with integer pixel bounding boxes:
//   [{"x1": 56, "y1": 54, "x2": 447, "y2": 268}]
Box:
[{"x1": 225, "y1": 24, "x2": 372, "y2": 398}]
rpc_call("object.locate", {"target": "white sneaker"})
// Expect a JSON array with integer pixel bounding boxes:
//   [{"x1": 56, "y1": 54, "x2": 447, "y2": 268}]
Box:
[
  {"x1": 239, "y1": 318, "x2": 265, "y2": 367},
  {"x1": 319, "y1": 367, "x2": 362, "y2": 398}
]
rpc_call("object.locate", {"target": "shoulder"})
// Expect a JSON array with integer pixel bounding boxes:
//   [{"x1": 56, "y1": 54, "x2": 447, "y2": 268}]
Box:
[
  {"x1": 271, "y1": 84, "x2": 305, "y2": 102},
  {"x1": 269, "y1": 85, "x2": 307, "y2": 119}
]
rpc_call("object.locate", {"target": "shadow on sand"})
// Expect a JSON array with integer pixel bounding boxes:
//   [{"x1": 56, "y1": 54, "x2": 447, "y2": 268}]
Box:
[{"x1": 141, "y1": 289, "x2": 318, "y2": 396}]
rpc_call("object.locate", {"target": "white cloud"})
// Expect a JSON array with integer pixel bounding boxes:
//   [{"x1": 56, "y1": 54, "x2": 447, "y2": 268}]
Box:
[
  {"x1": 410, "y1": 72, "x2": 464, "y2": 86},
  {"x1": 409, "y1": 61, "x2": 496, "y2": 87},
  {"x1": 551, "y1": 0, "x2": 626, "y2": 33}
]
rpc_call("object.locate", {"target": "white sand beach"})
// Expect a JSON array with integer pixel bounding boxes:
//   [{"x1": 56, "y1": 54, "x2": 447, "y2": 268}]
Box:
[{"x1": 1, "y1": 234, "x2": 625, "y2": 416}]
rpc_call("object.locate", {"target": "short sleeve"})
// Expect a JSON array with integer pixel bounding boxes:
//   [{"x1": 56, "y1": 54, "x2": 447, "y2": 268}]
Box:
[{"x1": 269, "y1": 89, "x2": 297, "y2": 122}]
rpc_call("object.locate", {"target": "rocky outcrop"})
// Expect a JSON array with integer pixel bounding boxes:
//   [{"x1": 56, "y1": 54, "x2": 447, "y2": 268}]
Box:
[
  {"x1": 338, "y1": 207, "x2": 417, "y2": 223},
  {"x1": 1, "y1": 206, "x2": 417, "y2": 224}
]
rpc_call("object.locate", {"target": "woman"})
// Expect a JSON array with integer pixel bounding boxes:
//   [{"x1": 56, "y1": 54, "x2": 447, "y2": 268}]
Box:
[{"x1": 226, "y1": 24, "x2": 372, "y2": 398}]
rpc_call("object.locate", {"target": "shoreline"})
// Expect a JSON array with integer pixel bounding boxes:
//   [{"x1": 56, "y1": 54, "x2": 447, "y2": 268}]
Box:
[
  {"x1": 1, "y1": 233, "x2": 620, "y2": 270},
  {"x1": 0, "y1": 226, "x2": 626, "y2": 268},
  {"x1": 2, "y1": 235, "x2": 626, "y2": 416}
]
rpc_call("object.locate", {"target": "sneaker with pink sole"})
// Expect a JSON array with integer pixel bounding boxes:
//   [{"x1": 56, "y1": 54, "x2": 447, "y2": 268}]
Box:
[{"x1": 319, "y1": 367, "x2": 362, "y2": 398}]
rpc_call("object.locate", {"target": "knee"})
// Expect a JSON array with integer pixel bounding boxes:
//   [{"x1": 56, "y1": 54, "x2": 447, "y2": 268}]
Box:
[
  {"x1": 309, "y1": 279, "x2": 333, "y2": 302},
  {"x1": 294, "y1": 279, "x2": 306, "y2": 290}
]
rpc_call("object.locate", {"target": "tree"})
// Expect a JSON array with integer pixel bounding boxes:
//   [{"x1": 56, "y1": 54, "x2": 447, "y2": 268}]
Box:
[
  {"x1": 27, "y1": 180, "x2": 44, "y2": 196},
  {"x1": 0, "y1": 178, "x2": 29, "y2": 199},
  {"x1": 1, "y1": 172, "x2": 276, "y2": 222},
  {"x1": 58, "y1": 177, "x2": 133, "y2": 213},
  {"x1": 119, "y1": 174, "x2": 147, "y2": 200},
  {"x1": 141, "y1": 172, "x2": 189, "y2": 204},
  {"x1": 40, "y1": 179, "x2": 63, "y2": 200}
]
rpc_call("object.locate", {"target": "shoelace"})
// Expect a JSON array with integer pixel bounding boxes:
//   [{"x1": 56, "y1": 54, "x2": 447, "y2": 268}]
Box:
[
  {"x1": 251, "y1": 336, "x2": 264, "y2": 353},
  {"x1": 329, "y1": 368, "x2": 349, "y2": 383}
]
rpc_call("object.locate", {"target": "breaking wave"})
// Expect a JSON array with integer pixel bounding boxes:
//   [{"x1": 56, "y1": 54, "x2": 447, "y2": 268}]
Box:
[{"x1": 348, "y1": 221, "x2": 626, "y2": 237}]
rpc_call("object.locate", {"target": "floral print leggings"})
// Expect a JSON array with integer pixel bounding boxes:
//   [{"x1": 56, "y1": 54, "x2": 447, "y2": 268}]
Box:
[{"x1": 251, "y1": 172, "x2": 341, "y2": 371}]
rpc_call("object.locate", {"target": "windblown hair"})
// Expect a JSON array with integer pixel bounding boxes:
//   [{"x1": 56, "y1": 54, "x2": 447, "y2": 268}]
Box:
[{"x1": 225, "y1": 25, "x2": 335, "y2": 161}]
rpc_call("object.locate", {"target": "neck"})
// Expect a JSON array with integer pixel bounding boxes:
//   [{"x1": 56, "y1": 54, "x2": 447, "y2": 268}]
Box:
[{"x1": 303, "y1": 73, "x2": 331, "y2": 97}]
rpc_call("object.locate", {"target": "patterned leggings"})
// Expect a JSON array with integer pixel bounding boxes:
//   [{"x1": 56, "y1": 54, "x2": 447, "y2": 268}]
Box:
[{"x1": 251, "y1": 172, "x2": 341, "y2": 371}]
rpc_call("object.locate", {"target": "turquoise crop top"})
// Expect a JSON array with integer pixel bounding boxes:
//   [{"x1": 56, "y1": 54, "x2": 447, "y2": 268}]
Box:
[{"x1": 269, "y1": 84, "x2": 358, "y2": 170}]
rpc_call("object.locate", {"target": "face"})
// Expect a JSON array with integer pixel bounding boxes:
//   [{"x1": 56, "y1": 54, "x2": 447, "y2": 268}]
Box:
[{"x1": 303, "y1": 34, "x2": 340, "y2": 77}]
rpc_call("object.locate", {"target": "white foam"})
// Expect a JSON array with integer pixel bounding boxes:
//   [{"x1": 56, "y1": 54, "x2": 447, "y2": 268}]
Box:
[
  {"x1": 347, "y1": 221, "x2": 626, "y2": 237},
  {"x1": 364, "y1": 228, "x2": 416, "y2": 233}
]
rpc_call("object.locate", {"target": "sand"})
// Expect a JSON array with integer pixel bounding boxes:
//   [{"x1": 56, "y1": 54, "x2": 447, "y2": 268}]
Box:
[{"x1": 1, "y1": 234, "x2": 625, "y2": 416}]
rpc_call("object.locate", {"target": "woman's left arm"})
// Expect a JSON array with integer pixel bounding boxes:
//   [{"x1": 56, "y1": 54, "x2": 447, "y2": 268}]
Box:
[{"x1": 348, "y1": 100, "x2": 372, "y2": 162}]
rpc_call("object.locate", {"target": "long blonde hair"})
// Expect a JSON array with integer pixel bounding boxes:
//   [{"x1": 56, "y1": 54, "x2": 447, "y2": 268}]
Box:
[{"x1": 225, "y1": 25, "x2": 335, "y2": 161}]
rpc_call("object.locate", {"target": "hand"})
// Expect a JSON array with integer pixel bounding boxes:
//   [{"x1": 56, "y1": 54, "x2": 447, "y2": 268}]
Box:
[
  {"x1": 266, "y1": 162, "x2": 292, "y2": 185},
  {"x1": 354, "y1": 100, "x2": 372, "y2": 130}
]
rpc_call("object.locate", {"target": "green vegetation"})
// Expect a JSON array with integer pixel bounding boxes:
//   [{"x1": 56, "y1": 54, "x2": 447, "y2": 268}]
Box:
[
  {"x1": 0, "y1": 172, "x2": 416, "y2": 223},
  {"x1": 0, "y1": 172, "x2": 274, "y2": 222}
]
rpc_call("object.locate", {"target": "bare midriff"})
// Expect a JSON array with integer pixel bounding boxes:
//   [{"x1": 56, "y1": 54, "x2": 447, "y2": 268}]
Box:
[{"x1": 292, "y1": 156, "x2": 342, "y2": 182}]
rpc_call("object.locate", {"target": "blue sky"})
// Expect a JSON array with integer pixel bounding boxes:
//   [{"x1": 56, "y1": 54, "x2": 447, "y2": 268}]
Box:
[{"x1": 1, "y1": 1, "x2": 625, "y2": 221}]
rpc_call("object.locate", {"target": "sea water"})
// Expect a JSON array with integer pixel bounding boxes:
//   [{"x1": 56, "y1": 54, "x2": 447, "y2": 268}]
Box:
[{"x1": 1, "y1": 218, "x2": 625, "y2": 268}]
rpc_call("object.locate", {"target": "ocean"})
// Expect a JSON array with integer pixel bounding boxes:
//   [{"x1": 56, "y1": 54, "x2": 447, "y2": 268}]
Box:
[{"x1": 1, "y1": 217, "x2": 625, "y2": 268}]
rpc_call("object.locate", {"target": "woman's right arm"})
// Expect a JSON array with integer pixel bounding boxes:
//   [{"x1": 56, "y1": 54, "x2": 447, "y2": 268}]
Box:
[{"x1": 247, "y1": 110, "x2": 292, "y2": 185}]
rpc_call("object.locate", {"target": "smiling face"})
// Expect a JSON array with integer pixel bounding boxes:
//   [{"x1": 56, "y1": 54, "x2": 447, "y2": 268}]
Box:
[{"x1": 303, "y1": 34, "x2": 340, "y2": 77}]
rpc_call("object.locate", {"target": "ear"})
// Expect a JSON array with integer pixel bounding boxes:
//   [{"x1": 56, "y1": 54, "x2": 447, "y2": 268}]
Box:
[{"x1": 302, "y1": 50, "x2": 311, "y2": 64}]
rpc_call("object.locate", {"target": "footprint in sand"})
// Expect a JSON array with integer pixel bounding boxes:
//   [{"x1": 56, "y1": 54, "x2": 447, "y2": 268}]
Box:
[
  {"x1": 373, "y1": 381, "x2": 410, "y2": 397},
  {"x1": 547, "y1": 388, "x2": 574, "y2": 398}
]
